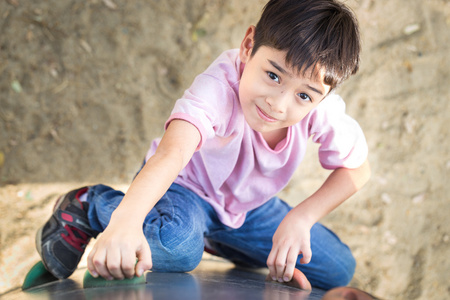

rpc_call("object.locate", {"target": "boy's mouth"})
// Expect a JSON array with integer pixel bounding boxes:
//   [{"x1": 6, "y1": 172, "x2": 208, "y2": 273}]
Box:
[{"x1": 256, "y1": 106, "x2": 277, "y2": 122}]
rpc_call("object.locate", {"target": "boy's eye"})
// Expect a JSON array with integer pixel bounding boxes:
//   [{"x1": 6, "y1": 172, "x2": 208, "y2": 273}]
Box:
[
  {"x1": 267, "y1": 71, "x2": 280, "y2": 83},
  {"x1": 298, "y1": 93, "x2": 312, "y2": 102}
]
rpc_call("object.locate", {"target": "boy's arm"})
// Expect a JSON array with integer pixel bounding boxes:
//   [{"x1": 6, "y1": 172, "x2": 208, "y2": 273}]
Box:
[
  {"x1": 267, "y1": 159, "x2": 371, "y2": 283},
  {"x1": 87, "y1": 119, "x2": 201, "y2": 280}
]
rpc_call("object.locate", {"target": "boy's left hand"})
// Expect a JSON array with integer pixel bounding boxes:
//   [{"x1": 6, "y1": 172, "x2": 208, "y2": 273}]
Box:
[{"x1": 266, "y1": 211, "x2": 312, "y2": 283}]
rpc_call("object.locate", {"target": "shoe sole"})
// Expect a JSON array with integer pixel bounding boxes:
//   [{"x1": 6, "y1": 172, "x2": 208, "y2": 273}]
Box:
[{"x1": 35, "y1": 225, "x2": 44, "y2": 258}]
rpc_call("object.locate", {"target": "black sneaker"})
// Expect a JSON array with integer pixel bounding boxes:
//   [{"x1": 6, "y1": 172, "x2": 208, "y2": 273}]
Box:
[{"x1": 36, "y1": 187, "x2": 99, "y2": 279}]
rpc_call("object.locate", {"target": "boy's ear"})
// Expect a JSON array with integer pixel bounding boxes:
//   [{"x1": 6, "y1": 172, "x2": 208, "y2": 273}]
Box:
[{"x1": 239, "y1": 26, "x2": 256, "y2": 63}]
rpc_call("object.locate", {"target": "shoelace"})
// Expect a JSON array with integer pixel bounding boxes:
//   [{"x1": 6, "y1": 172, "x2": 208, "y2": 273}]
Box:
[{"x1": 61, "y1": 225, "x2": 89, "y2": 252}]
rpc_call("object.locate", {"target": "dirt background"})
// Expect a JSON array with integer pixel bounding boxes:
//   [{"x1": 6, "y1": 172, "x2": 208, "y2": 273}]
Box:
[{"x1": 0, "y1": 0, "x2": 449, "y2": 299}]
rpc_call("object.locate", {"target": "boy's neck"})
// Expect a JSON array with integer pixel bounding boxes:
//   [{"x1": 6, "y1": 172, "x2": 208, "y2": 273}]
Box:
[{"x1": 260, "y1": 128, "x2": 288, "y2": 150}]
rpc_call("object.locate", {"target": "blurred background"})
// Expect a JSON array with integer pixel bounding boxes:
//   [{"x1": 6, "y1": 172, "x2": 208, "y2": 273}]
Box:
[{"x1": 0, "y1": 0, "x2": 449, "y2": 298}]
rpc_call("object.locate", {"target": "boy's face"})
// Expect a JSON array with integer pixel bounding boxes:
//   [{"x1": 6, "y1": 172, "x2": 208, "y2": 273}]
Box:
[{"x1": 239, "y1": 26, "x2": 331, "y2": 137}]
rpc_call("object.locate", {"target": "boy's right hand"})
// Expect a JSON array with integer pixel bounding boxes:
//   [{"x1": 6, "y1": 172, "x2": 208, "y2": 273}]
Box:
[
  {"x1": 87, "y1": 221, "x2": 152, "y2": 280},
  {"x1": 84, "y1": 120, "x2": 200, "y2": 281}
]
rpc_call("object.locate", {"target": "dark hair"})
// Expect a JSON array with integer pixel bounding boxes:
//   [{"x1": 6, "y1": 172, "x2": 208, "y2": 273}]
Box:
[{"x1": 252, "y1": 0, "x2": 361, "y2": 90}]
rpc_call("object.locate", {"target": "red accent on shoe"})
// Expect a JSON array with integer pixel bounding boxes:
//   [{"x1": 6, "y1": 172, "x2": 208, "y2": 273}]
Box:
[
  {"x1": 61, "y1": 225, "x2": 89, "y2": 252},
  {"x1": 74, "y1": 187, "x2": 88, "y2": 206},
  {"x1": 204, "y1": 246, "x2": 218, "y2": 256},
  {"x1": 61, "y1": 213, "x2": 73, "y2": 223}
]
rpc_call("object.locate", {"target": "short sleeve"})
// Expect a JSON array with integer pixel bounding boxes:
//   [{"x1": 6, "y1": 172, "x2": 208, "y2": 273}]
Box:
[
  {"x1": 309, "y1": 94, "x2": 368, "y2": 169},
  {"x1": 165, "y1": 73, "x2": 238, "y2": 150}
]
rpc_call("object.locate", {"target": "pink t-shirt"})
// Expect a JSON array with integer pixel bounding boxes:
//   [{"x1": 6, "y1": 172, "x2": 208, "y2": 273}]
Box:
[{"x1": 146, "y1": 49, "x2": 368, "y2": 228}]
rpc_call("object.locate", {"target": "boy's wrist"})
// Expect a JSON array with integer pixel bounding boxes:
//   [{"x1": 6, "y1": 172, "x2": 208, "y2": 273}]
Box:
[
  {"x1": 109, "y1": 207, "x2": 146, "y2": 228},
  {"x1": 289, "y1": 206, "x2": 317, "y2": 229}
]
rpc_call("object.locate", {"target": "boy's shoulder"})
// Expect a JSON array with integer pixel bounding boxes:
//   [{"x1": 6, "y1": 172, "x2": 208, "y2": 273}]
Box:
[
  {"x1": 202, "y1": 49, "x2": 241, "y2": 82},
  {"x1": 188, "y1": 49, "x2": 242, "y2": 100},
  {"x1": 314, "y1": 92, "x2": 347, "y2": 114},
  {"x1": 208, "y1": 48, "x2": 240, "y2": 67},
  {"x1": 306, "y1": 92, "x2": 358, "y2": 129}
]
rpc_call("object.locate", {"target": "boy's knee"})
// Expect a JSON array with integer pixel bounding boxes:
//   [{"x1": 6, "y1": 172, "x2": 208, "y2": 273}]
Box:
[
  {"x1": 151, "y1": 243, "x2": 204, "y2": 273},
  {"x1": 305, "y1": 246, "x2": 356, "y2": 290},
  {"x1": 325, "y1": 251, "x2": 356, "y2": 289},
  {"x1": 145, "y1": 210, "x2": 206, "y2": 272},
  {"x1": 335, "y1": 255, "x2": 356, "y2": 286}
]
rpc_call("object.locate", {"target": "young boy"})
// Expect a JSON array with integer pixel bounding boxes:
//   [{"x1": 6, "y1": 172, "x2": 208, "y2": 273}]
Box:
[{"x1": 36, "y1": 0, "x2": 370, "y2": 290}]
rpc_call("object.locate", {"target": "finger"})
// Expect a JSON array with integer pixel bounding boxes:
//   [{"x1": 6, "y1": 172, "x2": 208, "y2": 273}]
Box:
[
  {"x1": 299, "y1": 243, "x2": 312, "y2": 264},
  {"x1": 266, "y1": 248, "x2": 278, "y2": 281},
  {"x1": 92, "y1": 248, "x2": 113, "y2": 280},
  {"x1": 274, "y1": 246, "x2": 289, "y2": 282},
  {"x1": 106, "y1": 247, "x2": 125, "y2": 280},
  {"x1": 87, "y1": 247, "x2": 99, "y2": 278},
  {"x1": 121, "y1": 247, "x2": 137, "y2": 279},
  {"x1": 92, "y1": 248, "x2": 112, "y2": 280},
  {"x1": 91, "y1": 247, "x2": 110, "y2": 280},
  {"x1": 283, "y1": 247, "x2": 299, "y2": 282},
  {"x1": 135, "y1": 241, "x2": 152, "y2": 277}
]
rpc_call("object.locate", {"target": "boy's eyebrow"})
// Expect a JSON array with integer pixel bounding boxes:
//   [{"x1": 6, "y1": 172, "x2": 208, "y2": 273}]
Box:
[
  {"x1": 306, "y1": 84, "x2": 324, "y2": 96},
  {"x1": 268, "y1": 59, "x2": 291, "y2": 76},
  {"x1": 268, "y1": 59, "x2": 325, "y2": 96}
]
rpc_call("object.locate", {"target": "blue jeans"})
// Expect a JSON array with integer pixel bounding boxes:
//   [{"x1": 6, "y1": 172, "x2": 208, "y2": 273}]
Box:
[{"x1": 86, "y1": 183, "x2": 355, "y2": 290}]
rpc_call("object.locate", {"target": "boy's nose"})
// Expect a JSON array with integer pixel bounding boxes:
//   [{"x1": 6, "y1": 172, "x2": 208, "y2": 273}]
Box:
[{"x1": 266, "y1": 94, "x2": 288, "y2": 114}]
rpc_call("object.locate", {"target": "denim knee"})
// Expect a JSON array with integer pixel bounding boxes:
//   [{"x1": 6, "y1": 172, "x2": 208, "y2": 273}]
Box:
[
  {"x1": 324, "y1": 249, "x2": 356, "y2": 289},
  {"x1": 151, "y1": 241, "x2": 204, "y2": 273}
]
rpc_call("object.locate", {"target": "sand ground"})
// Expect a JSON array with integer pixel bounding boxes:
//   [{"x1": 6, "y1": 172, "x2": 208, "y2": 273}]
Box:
[{"x1": 1, "y1": 0, "x2": 449, "y2": 299}]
